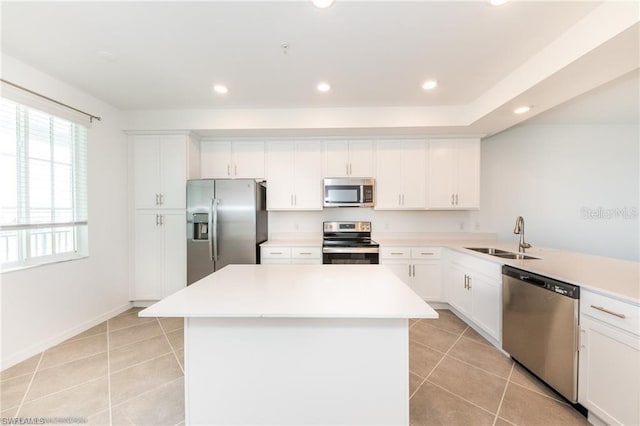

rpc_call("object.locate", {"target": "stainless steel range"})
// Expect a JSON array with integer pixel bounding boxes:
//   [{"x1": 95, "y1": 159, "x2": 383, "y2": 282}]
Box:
[{"x1": 322, "y1": 221, "x2": 379, "y2": 264}]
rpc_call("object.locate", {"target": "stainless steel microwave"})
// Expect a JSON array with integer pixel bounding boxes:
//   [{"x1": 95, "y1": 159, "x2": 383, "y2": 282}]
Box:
[{"x1": 323, "y1": 178, "x2": 375, "y2": 208}]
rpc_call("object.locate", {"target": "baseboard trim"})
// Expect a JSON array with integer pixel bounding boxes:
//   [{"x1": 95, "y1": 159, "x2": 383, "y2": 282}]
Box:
[{"x1": 1, "y1": 302, "x2": 132, "y2": 371}]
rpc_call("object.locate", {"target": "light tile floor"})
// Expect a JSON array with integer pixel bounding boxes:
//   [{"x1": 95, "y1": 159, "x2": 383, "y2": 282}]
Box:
[{"x1": 1, "y1": 308, "x2": 587, "y2": 425}]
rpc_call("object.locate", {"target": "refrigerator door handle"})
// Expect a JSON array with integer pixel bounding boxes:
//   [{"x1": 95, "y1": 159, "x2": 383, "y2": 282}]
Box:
[
  {"x1": 212, "y1": 198, "x2": 220, "y2": 262},
  {"x1": 208, "y1": 198, "x2": 214, "y2": 261}
]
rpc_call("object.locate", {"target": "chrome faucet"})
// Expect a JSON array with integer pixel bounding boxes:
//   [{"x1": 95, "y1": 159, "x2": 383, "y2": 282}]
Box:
[{"x1": 513, "y1": 216, "x2": 532, "y2": 253}]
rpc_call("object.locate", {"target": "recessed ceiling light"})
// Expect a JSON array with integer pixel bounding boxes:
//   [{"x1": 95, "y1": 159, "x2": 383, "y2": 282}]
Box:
[
  {"x1": 422, "y1": 80, "x2": 438, "y2": 90},
  {"x1": 312, "y1": 0, "x2": 335, "y2": 9},
  {"x1": 317, "y1": 82, "x2": 331, "y2": 92},
  {"x1": 514, "y1": 106, "x2": 531, "y2": 114},
  {"x1": 489, "y1": 0, "x2": 508, "y2": 5},
  {"x1": 213, "y1": 84, "x2": 228, "y2": 94}
]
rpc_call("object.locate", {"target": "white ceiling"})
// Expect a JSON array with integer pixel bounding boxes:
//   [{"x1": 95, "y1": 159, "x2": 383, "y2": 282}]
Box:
[{"x1": 1, "y1": 1, "x2": 638, "y2": 136}]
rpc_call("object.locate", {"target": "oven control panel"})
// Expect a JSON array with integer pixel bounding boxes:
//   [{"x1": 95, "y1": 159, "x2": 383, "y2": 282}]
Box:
[{"x1": 323, "y1": 221, "x2": 371, "y2": 233}]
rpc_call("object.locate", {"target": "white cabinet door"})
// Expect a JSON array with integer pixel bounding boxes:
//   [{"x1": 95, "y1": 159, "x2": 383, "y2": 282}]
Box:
[
  {"x1": 413, "y1": 262, "x2": 442, "y2": 301},
  {"x1": 579, "y1": 315, "x2": 640, "y2": 426},
  {"x1": 349, "y1": 140, "x2": 374, "y2": 177},
  {"x1": 401, "y1": 140, "x2": 426, "y2": 209},
  {"x1": 375, "y1": 141, "x2": 403, "y2": 209},
  {"x1": 233, "y1": 141, "x2": 265, "y2": 178},
  {"x1": 455, "y1": 139, "x2": 480, "y2": 209},
  {"x1": 293, "y1": 141, "x2": 322, "y2": 210},
  {"x1": 162, "y1": 211, "x2": 186, "y2": 297},
  {"x1": 427, "y1": 140, "x2": 455, "y2": 208},
  {"x1": 428, "y1": 139, "x2": 480, "y2": 209},
  {"x1": 448, "y1": 263, "x2": 472, "y2": 317},
  {"x1": 469, "y1": 273, "x2": 500, "y2": 341},
  {"x1": 161, "y1": 135, "x2": 187, "y2": 208},
  {"x1": 323, "y1": 140, "x2": 350, "y2": 177},
  {"x1": 133, "y1": 136, "x2": 162, "y2": 209},
  {"x1": 384, "y1": 263, "x2": 412, "y2": 286},
  {"x1": 266, "y1": 141, "x2": 295, "y2": 210},
  {"x1": 201, "y1": 141, "x2": 232, "y2": 178},
  {"x1": 133, "y1": 211, "x2": 163, "y2": 300}
]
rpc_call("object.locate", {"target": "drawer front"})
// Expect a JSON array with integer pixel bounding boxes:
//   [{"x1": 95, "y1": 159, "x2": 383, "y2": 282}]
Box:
[
  {"x1": 380, "y1": 247, "x2": 411, "y2": 259},
  {"x1": 261, "y1": 247, "x2": 292, "y2": 259},
  {"x1": 581, "y1": 290, "x2": 640, "y2": 336},
  {"x1": 292, "y1": 247, "x2": 322, "y2": 259},
  {"x1": 411, "y1": 247, "x2": 442, "y2": 260}
]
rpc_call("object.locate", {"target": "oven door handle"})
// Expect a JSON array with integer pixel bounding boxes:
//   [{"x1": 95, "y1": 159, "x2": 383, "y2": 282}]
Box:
[{"x1": 322, "y1": 247, "x2": 380, "y2": 254}]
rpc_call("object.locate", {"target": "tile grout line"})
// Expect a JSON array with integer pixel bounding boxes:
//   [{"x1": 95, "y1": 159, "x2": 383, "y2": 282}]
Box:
[
  {"x1": 409, "y1": 325, "x2": 467, "y2": 400},
  {"x1": 110, "y1": 376, "x2": 184, "y2": 412},
  {"x1": 426, "y1": 378, "x2": 499, "y2": 419},
  {"x1": 157, "y1": 318, "x2": 184, "y2": 375},
  {"x1": 492, "y1": 361, "x2": 515, "y2": 426},
  {"x1": 107, "y1": 320, "x2": 113, "y2": 426},
  {"x1": 507, "y1": 378, "x2": 571, "y2": 406},
  {"x1": 14, "y1": 350, "x2": 44, "y2": 417}
]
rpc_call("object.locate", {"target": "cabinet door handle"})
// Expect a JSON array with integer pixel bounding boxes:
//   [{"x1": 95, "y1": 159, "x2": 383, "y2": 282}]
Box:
[
  {"x1": 408, "y1": 264, "x2": 412, "y2": 277},
  {"x1": 468, "y1": 276, "x2": 471, "y2": 289},
  {"x1": 346, "y1": 164, "x2": 349, "y2": 175},
  {"x1": 412, "y1": 265, "x2": 415, "y2": 276},
  {"x1": 398, "y1": 194, "x2": 402, "y2": 206},
  {"x1": 159, "y1": 214, "x2": 164, "y2": 226},
  {"x1": 464, "y1": 275, "x2": 468, "y2": 289},
  {"x1": 349, "y1": 163, "x2": 352, "y2": 175},
  {"x1": 159, "y1": 193, "x2": 164, "y2": 206},
  {"x1": 455, "y1": 193, "x2": 459, "y2": 205},
  {"x1": 402, "y1": 194, "x2": 405, "y2": 205},
  {"x1": 227, "y1": 164, "x2": 231, "y2": 176},
  {"x1": 155, "y1": 214, "x2": 160, "y2": 226},
  {"x1": 234, "y1": 165, "x2": 237, "y2": 176},
  {"x1": 451, "y1": 194, "x2": 455, "y2": 206},
  {"x1": 155, "y1": 193, "x2": 159, "y2": 206},
  {"x1": 590, "y1": 305, "x2": 626, "y2": 319}
]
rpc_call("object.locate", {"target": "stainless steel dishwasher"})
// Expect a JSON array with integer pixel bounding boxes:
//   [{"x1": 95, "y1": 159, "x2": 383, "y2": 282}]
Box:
[{"x1": 502, "y1": 265, "x2": 580, "y2": 402}]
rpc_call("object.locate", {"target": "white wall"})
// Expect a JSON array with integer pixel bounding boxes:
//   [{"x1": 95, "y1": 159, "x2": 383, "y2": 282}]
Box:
[
  {"x1": 1, "y1": 55, "x2": 131, "y2": 368},
  {"x1": 269, "y1": 209, "x2": 478, "y2": 240},
  {"x1": 474, "y1": 123, "x2": 639, "y2": 261}
]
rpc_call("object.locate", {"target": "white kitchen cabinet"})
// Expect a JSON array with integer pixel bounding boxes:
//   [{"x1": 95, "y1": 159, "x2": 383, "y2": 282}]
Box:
[
  {"x1": 132, "y1": 210, "x2": 186, "y2": 300},
  {"x1": 428, "y1": 138, "x2": 480, "y2": 209},
  {"x1": 200, "y1": 140, "x2": 265, "y2": 179},
  {"x1": 265, "y1": 141, "x2": 322, "y2": 210},
  {"x1": 323, "y1": 140, "x2": 374, "y2": 178},
  {"x1": 446, "y1": 251, "x2": 501, "y2": 341},
  {"x1": 375, "y1": 140, "x2": 426, "y2": 210},
  {"x1": 380, "y1": 246, "x2": 442, "y2": 301},
  {"x1": 260, "y1": 245, "x2": 322, "y2": 264},
  {"x1": 132, "y1": 134, "x2": 191, "y2": 209},
  {"x1": 578, "y1": 291, "x2": 640, "y2": 426}
]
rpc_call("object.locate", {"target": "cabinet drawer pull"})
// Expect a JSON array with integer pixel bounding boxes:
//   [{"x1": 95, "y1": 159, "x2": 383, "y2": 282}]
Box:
[
  {"x1": 590, "y1": 305, "x2": 626, "y2": 319},
  {"x1": 390, "y1": 252, "x2": 403, "y2": 255},
  {"x1": 270, "y1": 251, "x2": 283, "y2": 255},
  {"x1": 299, "y1": 252, "x2": 312, "y2": 255},
  {"x1": 420, "y1": 252, "x2": 434, "y2": 255}
]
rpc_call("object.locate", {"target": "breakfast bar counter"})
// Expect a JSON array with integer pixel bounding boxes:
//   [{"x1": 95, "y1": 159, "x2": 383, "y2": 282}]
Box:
[{"x1": 140, "y1": 264, "x2": 437, "y2": 425}]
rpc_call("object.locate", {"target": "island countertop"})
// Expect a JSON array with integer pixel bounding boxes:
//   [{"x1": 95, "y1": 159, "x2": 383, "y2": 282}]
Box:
[{"x1": 139, "y1": 264, "x2": 438, "y2": 319}]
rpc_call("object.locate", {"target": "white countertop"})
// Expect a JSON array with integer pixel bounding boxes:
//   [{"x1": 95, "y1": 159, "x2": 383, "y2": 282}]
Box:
[
  {"x1": 261, "y1": 239, "x2": 322, "y2": 247},
  {"x1": 139, "y1": 264, "x2": 438, "y2": 319},
  {"x1": 376, "y1": 237, "x2": 639, "y2": 304}
]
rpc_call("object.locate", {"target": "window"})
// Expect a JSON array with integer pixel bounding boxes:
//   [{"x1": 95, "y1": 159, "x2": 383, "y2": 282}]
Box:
[{"x1": 1, "y1": 97, "x2": 88, "y2": 271}]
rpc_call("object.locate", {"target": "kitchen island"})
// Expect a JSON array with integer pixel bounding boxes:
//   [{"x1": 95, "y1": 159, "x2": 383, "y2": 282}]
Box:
[{"x1": 140, "y1": 264, "x2": 437, "y2": 426}]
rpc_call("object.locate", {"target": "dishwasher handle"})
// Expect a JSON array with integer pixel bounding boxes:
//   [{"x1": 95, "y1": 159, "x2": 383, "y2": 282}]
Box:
[{"x1": 520, "y1": 275, "x2": 546, "y2": 287}]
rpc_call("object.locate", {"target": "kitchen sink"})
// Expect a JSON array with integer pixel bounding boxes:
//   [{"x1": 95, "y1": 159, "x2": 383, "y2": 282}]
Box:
[
  {"x1": 493, "y1": 253, "x2": 539, "y2": 260},
  {"x1": 465, "y1": 247, "x2": 539, "y2": 260},
  {"x1": 465, "y1": 247, "x2": 512, "y2": 255}
]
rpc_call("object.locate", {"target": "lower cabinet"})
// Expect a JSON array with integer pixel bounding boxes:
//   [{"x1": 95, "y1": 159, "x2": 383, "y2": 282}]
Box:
[
  {"x1": 261, "y1": 245, "x2": 322, "y2": 264},
  {"x1": 381, "y1": 247, "x2": 442, "y2": 302},
  {"x1": 578, "y1": 291, "x2": 640, "y2": 426},
  {"x1": 132, "y1": 210, "x2": 186, "y2": 300},
  {"x1": 447, "y1": 252, "x2": 501, "y2": 342}
]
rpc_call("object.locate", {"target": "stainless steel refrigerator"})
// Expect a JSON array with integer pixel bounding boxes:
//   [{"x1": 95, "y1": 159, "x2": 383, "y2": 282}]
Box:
[{"x1": 186, "y1": 179, "x2": 267, "y2": 285}]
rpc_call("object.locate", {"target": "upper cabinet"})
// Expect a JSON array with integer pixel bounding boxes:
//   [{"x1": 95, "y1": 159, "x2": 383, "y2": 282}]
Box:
[
  {"x1": 323, "y1": 140, "x2": 374, "y2": 178},
  {"x1": 427, "y1": 138, "x2": 480, "y2": 209},
  {"x1": 266, "y1": 141, "x2": 322, "y2": 210},
  {"x1": 375, "y1": 140, "x2": 427, "y2": 210},
  {"x1": 132, "y1": 134, "x2": 199, "y2": 209},
  {"x1": 201, "y1": 140, "x2": 265, "y2": 179}
]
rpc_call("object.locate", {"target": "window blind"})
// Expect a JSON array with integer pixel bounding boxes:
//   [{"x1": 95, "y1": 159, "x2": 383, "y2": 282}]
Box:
[{"x1": 0, "y1": 97, "x2": 88, "y2": 270}]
